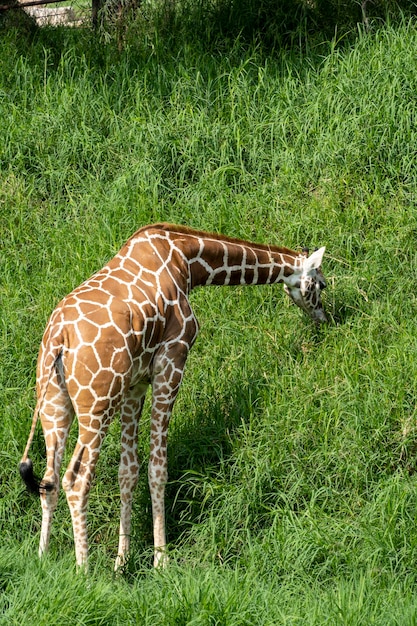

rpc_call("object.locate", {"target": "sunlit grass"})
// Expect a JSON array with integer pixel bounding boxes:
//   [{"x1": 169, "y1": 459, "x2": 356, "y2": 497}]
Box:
[{"x1": 2, "y1": 13, "x2": 417, "y2": 624}]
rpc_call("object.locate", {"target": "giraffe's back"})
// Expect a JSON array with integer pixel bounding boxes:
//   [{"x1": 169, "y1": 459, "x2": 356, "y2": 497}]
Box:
[{"x1": 37, "y1": 236, "x2": 190, "y2": 416}]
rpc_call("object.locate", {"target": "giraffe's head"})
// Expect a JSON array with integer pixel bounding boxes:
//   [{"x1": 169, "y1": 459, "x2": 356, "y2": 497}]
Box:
[{"x1": 283, "y1": 247, "x2": 327, "y2": 323}]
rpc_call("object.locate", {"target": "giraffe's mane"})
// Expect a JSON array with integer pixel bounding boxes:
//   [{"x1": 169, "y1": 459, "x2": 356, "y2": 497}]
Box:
[{"x1": 131, "y1": 222, "x2": 299, "y2": 257}]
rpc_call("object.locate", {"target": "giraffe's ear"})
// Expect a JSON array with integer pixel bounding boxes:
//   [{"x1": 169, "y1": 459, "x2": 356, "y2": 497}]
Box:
[{"x1": 303, "y1": 246, "x2": 325, "y2": 272}]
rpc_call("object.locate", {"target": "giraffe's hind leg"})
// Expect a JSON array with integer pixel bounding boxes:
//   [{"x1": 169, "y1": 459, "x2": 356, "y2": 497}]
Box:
[
  {"x1": 115, "y1": 382, "x2": 148, "y2": 571},
  {"x1": 62, "y1": 334, "x2": 134, "y2": 568},
  {"x1": 62, "y1": 407, "x2": 115, "y2": 568},
  {"x1": 38, "y1": 365, "x2": 75, "y2": 558}
]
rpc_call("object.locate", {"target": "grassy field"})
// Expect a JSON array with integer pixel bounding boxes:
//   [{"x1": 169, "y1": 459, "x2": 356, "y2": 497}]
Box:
[{"x1": 2, "y1": 9, "x2": 417, "y2": 624}]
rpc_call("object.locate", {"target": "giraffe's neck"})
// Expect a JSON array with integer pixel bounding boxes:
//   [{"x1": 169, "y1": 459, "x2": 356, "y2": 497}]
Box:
[{"x1": 162, "y1": 225, "x2": 303, "y2": 289}]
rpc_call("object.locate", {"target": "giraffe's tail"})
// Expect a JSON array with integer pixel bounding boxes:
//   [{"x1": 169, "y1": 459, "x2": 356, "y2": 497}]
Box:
[
  {"x1": 19, "y1": 341, "x2": 63, "y2": 495},
  {"x1": 19, "y1": 398, "x2": 53, "y2": 495},
  {"x1": 19, "y1": 458, "x2": 45, "y2": 494}
]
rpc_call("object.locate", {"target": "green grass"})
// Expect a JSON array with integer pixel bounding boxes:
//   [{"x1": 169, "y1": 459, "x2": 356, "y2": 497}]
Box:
[{"x1": 2, "y1": 10, "x2": 417, "y2": 624}]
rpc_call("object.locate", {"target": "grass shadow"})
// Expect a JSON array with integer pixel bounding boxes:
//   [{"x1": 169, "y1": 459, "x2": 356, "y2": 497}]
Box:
[
  {"x1": 163, "y1": 373, "x2": 272, "y2": 544},
  {"x1": 3, "y1": 0, "x2": 417, "y2": 69}
]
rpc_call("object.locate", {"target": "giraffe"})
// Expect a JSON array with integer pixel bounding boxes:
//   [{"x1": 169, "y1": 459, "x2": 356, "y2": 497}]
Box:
[{"x1": 19, "y1": 222, "x2": 327, "y2": 570}]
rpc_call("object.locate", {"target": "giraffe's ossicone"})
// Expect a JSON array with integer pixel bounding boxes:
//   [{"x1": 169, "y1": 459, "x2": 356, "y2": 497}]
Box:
[{"x1": 20, "y1": 223, "x2": 327, "y2": 569}]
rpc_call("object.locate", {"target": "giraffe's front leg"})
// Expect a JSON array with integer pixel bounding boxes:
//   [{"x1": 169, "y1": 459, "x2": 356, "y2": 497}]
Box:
[
  {"x1": 149, "y1": 438, "x2": 169, "y2": 568},
  {"x1": 149, "y1": 345, "x2": 190, "y2": 568},
  {"x1": 115, "y1": 383, "x2": 148, "y2": 572}
]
